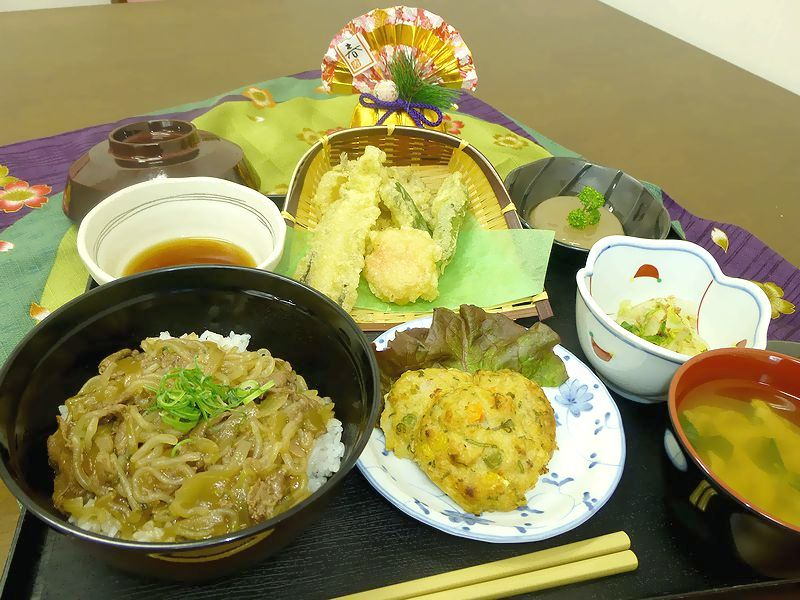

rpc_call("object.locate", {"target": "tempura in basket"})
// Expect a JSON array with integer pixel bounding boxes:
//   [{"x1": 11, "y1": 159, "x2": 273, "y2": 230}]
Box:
[
  {"x1": 295, "y1": 147, "x2": 383, "y2": 310},
  {"x1": 293, "y1": 145, "x2": 469, "y2": 310},
  {"x1": 364, "y1": 228, "x2": 441, "y2": 305}
]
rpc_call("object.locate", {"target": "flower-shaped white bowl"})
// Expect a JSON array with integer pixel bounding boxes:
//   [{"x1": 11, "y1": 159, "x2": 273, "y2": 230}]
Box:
[
  {"x1": 77, "y1": 177, "x2": 286, "y2": 285},
  {"x1": 575, "y1": 236, "x2": 771, "y2": 403}
]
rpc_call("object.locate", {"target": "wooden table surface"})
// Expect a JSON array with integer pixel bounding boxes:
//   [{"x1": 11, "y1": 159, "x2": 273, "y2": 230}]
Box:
[{"x1": 1, "y1": 0, "x2": 799, "y2": 571}]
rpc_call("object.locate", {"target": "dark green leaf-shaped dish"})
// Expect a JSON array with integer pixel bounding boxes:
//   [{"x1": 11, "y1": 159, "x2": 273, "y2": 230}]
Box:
[{"x1": 504, "y1": 157, "x2": 671, "y2": 251}]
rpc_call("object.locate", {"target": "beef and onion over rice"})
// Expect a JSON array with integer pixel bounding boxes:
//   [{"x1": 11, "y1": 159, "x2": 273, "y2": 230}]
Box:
[{"x1": 47, "y1": 331, "x2": 344, "y2": 543}]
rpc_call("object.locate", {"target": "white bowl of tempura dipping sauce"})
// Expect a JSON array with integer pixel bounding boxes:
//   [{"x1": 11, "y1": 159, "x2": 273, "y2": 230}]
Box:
[{"x1": 77, "y1": 177, "x2": 286, "y2": 285}]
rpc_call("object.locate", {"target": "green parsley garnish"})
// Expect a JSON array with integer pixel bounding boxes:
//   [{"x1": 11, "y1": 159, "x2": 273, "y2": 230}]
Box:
[
  {"x1": 148, "y1": 366, "x2": 274, "y2": 433},
  {"x1": 567, "y1": 186, "x2": 606, "y2": 230}
]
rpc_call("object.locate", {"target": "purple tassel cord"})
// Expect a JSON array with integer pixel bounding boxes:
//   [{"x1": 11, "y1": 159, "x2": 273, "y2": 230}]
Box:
[{"x1": 359, "y1": 93, "x2": 444, "y2": 127}]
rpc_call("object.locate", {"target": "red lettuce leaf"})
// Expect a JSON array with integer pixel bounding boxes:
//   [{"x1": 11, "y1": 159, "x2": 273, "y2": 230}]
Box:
[{"x1": 375, "y1": 305, "x2": 568, "y2": 391}]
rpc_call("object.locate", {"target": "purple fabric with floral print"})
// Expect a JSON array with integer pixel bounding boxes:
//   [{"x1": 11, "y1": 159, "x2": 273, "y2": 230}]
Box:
[
  {"x1": 0, "y1": 71, "x2": 796, "y2": 340},
  {"x1": 662, "y1": 193, "x2": 798, "y2": 340}
]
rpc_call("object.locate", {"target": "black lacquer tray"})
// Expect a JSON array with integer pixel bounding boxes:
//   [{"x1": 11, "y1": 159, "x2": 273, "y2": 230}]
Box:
[{"x1": 2, "y1": 239, "x2": 797, "y2": 600}]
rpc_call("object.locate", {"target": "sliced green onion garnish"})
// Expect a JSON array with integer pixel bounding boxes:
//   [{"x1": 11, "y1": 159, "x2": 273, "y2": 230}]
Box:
[{"x1": 148, "y1": 366, "x2": 274, "y2": 433}]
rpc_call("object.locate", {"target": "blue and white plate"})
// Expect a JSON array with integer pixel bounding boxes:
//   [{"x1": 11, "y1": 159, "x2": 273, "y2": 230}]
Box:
[{"x1": 357, "y1": 317, "x2": 626, "y2": 543}]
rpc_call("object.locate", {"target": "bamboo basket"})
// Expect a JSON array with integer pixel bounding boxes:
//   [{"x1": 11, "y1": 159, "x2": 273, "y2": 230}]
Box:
[{"x1": 283, "y1": 126, "x2": 551, "y2": 331}]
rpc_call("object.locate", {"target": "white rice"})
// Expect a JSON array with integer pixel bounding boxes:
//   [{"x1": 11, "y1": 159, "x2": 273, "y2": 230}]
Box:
[
  {"x1": 158, "y1": 329, "x2": 251, "y2": 352},
  {"x1": 130, "y1": 521, "x2": 166, "y2": 542},
  {"x1": 68, "y1": 498, "x2": 122, "y2": 538},
  {"x1": 59, "y1": 331, "x2": 344, "y2": 538},
  {"x1": 306, "y1": 418, "x2": 345, "y2": 493}
]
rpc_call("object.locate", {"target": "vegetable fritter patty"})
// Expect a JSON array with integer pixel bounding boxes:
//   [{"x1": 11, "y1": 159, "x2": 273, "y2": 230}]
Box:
[
  {"x1": 381, "y1": 368, "x2": 556, "y2": 513},
  {"x1": 381, "y1": 368, "x2": 472, "y2": 460}
]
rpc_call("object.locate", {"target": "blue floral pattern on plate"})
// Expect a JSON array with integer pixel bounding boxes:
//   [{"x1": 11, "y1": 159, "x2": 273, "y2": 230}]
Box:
[
  {"x1": 555, "y1": 379, "x2": 594, "y2": 417},
  {"x1": 441, "y1": 510, "x2": 493, "y2": 526},
  {"x1": 357, "y1": 317, "x2": 626, "y2": 544}
]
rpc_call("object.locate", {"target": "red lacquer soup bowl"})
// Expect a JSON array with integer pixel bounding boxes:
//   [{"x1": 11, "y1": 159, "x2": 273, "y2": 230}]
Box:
[{"x1": 666, "y1": 348, "x2": 800, "y2": 579}]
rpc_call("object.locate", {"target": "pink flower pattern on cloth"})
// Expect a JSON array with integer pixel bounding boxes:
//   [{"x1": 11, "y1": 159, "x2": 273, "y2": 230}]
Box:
[
  {"x1": 0, "y1": 178, "x2": 51, "y2": 213},
  {"x1": 0, "y1": 70, "x2": 796, "y2": 343}
]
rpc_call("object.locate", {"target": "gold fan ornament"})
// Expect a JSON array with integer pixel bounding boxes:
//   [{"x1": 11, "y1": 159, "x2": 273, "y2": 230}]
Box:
[{"x1": 321, "y1": 6, "x2": 478, "y2": 131}]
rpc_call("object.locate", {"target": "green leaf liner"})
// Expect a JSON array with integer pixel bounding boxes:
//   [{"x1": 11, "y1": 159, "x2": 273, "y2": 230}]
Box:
[{"x1": 276, "y1": 215, "x2": 554, "y2": 313}]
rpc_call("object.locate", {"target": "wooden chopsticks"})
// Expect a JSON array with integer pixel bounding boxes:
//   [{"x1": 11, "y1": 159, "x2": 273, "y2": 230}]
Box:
[{"x1": 334, "y1": 531, "x2": 637, "y2": 600}]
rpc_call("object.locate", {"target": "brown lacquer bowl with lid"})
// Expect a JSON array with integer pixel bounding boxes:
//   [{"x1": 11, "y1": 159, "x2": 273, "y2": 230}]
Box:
[{"x1": 63, "y1": 119, "x2": 260, "y2": 223}]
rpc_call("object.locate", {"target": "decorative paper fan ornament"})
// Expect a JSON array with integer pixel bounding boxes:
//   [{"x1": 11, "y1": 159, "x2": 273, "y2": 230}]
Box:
[{"x1": 321, "y1": 6, "x2": 478, "y2": 131}]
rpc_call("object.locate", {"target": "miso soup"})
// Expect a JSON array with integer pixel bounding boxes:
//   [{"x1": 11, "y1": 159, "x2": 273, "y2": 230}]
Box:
[{"x1": 679, "y1": 378, "x2": 800, "y2": 528}]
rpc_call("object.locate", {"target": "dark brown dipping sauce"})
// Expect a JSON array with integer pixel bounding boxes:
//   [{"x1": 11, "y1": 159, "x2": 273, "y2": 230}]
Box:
[{"x1": 123, "y1": 237, "x2": 256, "y2": 276}]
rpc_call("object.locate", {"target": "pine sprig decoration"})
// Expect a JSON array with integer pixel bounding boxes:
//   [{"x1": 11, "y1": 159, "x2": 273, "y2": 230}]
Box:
[{"x1": 387, "y1": 51, "x2": 459, "y2": 110}]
